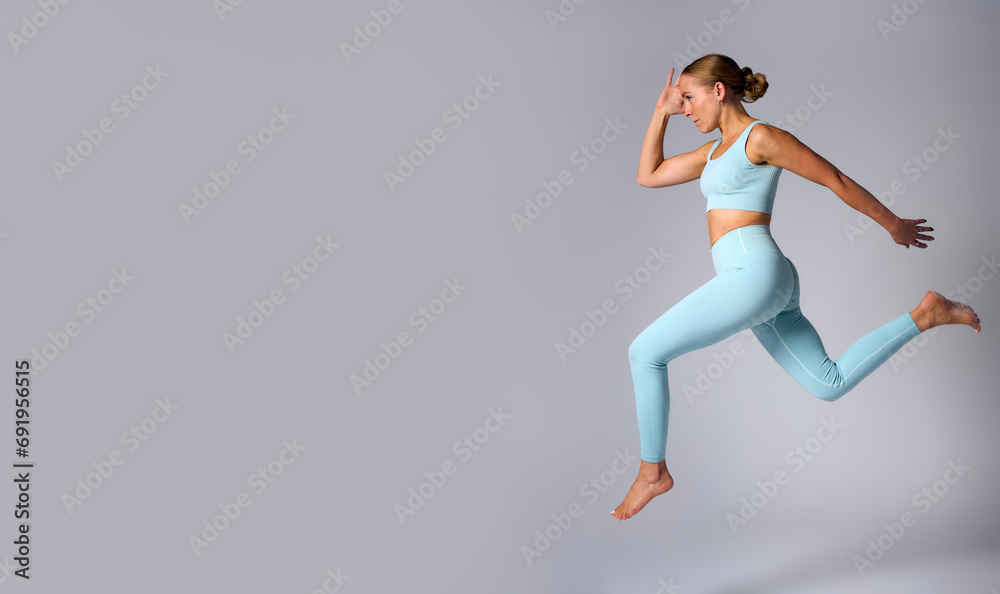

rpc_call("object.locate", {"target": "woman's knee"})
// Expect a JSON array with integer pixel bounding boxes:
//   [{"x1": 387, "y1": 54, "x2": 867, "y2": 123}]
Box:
[
  {"x1": 808, "y1": 383, "x2": 848, "y2": 402},
  {"x1": 627, "y1": 335, "x2": 651, "y2": 366},
  {"x1": 628, "y1": 333, "x2": 669, "y2": 368}
]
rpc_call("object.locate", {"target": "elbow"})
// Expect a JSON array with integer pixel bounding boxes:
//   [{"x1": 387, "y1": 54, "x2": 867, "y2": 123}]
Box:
[
  {"x1": 636, "y1": 174, "x2": 649, "y2": 188},
  {"x1": 829, "y1": 169, "x2": 850, "y2": 195}
]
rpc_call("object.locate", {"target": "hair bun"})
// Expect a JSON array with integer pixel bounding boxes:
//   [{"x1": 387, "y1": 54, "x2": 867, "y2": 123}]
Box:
[{"x1": 682, "y1": 53, "x2": 768, "y2": 103}]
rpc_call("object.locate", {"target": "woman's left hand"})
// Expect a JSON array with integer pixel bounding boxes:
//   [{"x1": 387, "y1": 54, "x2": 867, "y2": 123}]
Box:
[{"x1": 891, "y1": 218, "x2": 934, "y2": 249}]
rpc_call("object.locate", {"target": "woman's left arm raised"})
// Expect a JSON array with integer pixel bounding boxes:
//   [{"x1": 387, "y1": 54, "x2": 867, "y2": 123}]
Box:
[{"x1": 755, "y1": 124, "x2": 934, "y2": 249}]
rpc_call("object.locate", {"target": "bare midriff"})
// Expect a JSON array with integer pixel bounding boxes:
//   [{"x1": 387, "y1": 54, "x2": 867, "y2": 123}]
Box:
[{"x1": 708, "y1": 209, "x2": 772, "y2": 248}]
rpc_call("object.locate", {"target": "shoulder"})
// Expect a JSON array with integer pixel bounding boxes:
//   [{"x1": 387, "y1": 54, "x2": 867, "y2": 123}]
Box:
[
  {"x1": 745, "y1": 123, "x2": 842, "y2": 188},
  {"x1": 746, "y1": 122, "x2": 797, "y2": 166},
  {"x1": 698, "y1": 138, "x2": 719, "y2": 162}
]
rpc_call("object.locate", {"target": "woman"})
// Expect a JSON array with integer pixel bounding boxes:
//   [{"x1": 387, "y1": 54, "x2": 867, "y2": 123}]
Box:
[{"x1": 612, "y1": 53, "x2": 981, "y2": 521}]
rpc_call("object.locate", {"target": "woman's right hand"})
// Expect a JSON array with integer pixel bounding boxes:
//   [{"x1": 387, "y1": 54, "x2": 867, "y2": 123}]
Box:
[{"x1": 655, "y1": 68, "x2": 685, "y2": 116}]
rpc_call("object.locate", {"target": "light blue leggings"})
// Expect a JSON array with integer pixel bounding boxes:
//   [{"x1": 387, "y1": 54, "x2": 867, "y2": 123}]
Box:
[{"x1": 628, "y1": 225, "x2": 921, "y2": 463}]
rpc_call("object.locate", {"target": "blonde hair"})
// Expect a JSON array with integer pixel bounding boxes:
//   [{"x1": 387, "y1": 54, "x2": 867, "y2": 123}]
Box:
[{"x1": 681, "y1": 53, "x2": 768, "y2": 103}]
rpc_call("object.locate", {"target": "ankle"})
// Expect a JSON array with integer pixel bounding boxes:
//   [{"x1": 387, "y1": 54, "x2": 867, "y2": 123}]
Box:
[
  {"x1": 910, "y1": 308, "x2": 931, "y2": 332},
  {"x1": 639, "y1": 460, "x2": 666, "y2": 481}
]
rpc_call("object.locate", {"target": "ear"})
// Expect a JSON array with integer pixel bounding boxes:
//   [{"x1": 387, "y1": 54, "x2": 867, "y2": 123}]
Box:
[{"x1": 713, "y1": 81, "x2": 726, "y2": 102}]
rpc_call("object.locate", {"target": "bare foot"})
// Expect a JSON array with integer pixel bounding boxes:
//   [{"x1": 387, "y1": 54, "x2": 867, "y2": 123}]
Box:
[
  {"x1": 611, "y1": 460, "x2": 674, "y2": 520},
  {"x1": 910, "y1": 290, "x2": 982, "y2": 333}
]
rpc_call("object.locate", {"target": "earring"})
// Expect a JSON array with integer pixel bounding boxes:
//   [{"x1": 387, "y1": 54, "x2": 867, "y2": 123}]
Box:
[{"x1": 718, "y1": 100, "x2": 722, "y2": 105}]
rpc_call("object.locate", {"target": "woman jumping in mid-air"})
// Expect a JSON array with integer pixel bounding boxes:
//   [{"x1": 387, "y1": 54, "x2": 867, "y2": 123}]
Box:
[{"x1": 611, "y1": 53, "x2": 981, "y2": 521}]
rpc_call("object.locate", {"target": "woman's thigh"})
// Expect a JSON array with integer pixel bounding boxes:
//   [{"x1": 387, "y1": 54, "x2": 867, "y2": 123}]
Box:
[{"x1": 629, "y1": 252, "x2": 794, "y2": 364}]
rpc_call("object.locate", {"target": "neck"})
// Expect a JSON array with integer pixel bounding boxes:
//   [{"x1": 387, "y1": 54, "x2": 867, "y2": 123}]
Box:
[{"x1": 717, "y1": 108, "x2": 755, "y2": 140}]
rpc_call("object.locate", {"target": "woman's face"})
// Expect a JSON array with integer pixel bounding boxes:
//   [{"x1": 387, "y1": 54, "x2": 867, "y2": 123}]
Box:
[{"x1": 678, "y1": 75, "x2": 720, "y2": 133}]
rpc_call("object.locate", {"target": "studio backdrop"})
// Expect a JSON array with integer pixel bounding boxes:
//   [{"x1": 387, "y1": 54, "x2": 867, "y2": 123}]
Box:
[{"x1": 1, "y1": 0, "x2": 997, "y2": 592}]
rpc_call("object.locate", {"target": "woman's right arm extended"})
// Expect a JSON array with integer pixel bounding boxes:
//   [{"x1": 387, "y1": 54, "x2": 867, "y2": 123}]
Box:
[{"x1": 636, "y1": 69, "x2": 710, "y2": 188}]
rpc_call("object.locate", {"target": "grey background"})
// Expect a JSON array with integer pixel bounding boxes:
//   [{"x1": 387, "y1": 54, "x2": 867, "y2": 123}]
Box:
[{"x1": 1, "y1": 0, "x2": 998, "y2": 592}]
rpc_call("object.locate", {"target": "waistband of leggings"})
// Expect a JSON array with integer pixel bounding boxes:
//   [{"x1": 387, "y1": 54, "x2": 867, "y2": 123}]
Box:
[{"x1": 711, "y1": 224, "x2": 781, "y2": 268}]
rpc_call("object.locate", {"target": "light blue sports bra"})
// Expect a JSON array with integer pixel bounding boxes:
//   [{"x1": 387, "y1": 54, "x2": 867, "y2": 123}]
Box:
[{"x1": 700, "y1": 119, "x2": 782, "y2": 214}]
